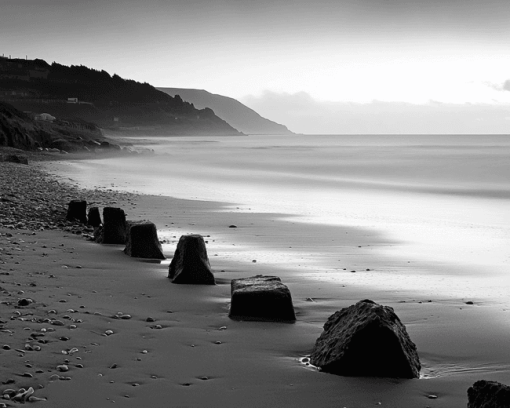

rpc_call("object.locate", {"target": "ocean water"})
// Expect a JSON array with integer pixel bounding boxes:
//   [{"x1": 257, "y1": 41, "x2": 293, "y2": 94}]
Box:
[{"x1": 55, "y1": 134, "x2": 510, "y2": 302}]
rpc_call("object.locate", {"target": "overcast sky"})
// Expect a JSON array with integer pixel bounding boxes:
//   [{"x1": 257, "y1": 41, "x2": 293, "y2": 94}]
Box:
[{"x1": 1, "y1": 0, "x2": 510, "y2": 134}]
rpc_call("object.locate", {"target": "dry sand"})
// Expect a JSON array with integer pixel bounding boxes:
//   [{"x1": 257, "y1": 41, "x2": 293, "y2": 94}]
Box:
[{"x1": 1, "y1": 156, "x2": 509, "y2": 407}]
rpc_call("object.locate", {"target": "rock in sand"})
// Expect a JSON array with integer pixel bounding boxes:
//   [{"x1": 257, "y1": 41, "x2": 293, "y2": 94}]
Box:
[
  {"x1": 66, "y1": 200, "x2": 87, "y2": 224},
  {"x1": 468, "y1": 380, "x2": 510, "y2": 408},
  {"x1": 168, "y1": 234, "x2": 215, "y2": 284},
  {"x1": 101, "y1": 207, "x2": 127, "y2": 244},
  {"x1": 124, "y1": 221, "x2": 165, "y2": 259},
  {"x1": 87, "y1": 206, "x2": 101, "y2": 227},
  {"x1": 229, "y1": 275, "x2": 296, "y2": 322},
  {"x1": 310, "y1": 299, "x2": 421, "y2": 378}
]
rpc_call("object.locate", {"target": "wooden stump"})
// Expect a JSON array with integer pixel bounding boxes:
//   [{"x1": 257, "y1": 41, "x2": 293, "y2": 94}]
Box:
[
  {"x1": 124, "y1": 221, "x2": 165, "y2": 259},
  {"x1": 87, "y1": 206, "x2": 101, "y2": 228},
  {"x1": 168, "y1": 234, "x2": 215, "y2": 284},
  {"x1": 66, "y1": 200, "x2": 87, "y2": 224},
  {"x1": 229, "y1": 275, "x2": 296, "y2": 322},
  {"x1": 102, "y1": 207, "x2": 126, "y2": 244}
]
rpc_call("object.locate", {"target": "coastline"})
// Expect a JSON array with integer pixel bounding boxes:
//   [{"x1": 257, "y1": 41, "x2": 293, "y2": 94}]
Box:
[{"x1": 1, "y1": 155, "x2": 509, "y2": 407}]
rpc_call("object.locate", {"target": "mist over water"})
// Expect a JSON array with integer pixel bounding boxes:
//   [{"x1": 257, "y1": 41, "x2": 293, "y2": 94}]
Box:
[{"x1": 59, "y1": 134, "x2": 510, "y2": 301}]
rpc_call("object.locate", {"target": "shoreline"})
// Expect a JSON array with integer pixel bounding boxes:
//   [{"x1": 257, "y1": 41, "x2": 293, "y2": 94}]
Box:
[{"x1": 1, "y1": 155, "x2": 509, "y2": 407}]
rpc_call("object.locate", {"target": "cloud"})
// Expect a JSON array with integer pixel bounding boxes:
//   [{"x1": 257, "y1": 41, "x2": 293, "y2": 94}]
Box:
[
  {"x1": 503, "y1": 80, "x2": 510, "y2": 91},
  {"x1": 241, "y1": 91, "x2": 510, "y2": 134}
]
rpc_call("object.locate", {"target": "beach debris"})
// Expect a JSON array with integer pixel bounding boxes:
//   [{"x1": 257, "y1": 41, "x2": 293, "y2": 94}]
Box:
[
  {"x1": 168, "y1": 234, "x2": 215, "y2": 285},
  {"x1": 310, "y1": 299, "x2": 421, "y2": 378},
  {"x1": 229, "y1": 275, "x2": 296, "y2": 322},
  {"x1": 100, "y1": 207, "x2": 127, "y2": 244},
  {"x1": 124, "y1": 221, "x2": 165, "y2": 259},
  {"x1": 17, "y1": 298, "x2": 33, "y2": 307},
  {"x1": 8, "y1": 386, "x2": 34, "y2": 402},
  {"x1": 66, "y1": 200, "x2": 87, "y2": 224},
  {"x1": 87, "y1": 206, "x2": 102, "y2": 228},
  {"x1": 467, "y1": 380, "x2": 510, "y2": 408}
]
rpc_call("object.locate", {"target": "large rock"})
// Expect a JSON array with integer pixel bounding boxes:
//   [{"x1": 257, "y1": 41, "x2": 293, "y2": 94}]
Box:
[
  {"x1": 310, "y1": 299, "x2": 421, "y2": 378},
  {"x1": 87, "y1": 206, "x2": 101, "y2": 228},
  {"x1": 124, "y1": 221, "x2": 165, "y2": 259},
  {"x1": 468, "y1": 380, "x2": 510, "y2": 408},
  {"x1": 168, "y1": 234, "x2": 215, "y2": 284},
  {"x1": 229, "y1": 275, "x2": 296, "y2": 322},
  {"x1": 102, "y1": 207, "x2": 126, "y2": 244},
  {"x1": 66, "y1": 200, "x2": 87, "y2": 224}
]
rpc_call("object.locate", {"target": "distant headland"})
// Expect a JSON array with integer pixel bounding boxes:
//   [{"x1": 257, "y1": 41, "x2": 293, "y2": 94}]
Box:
[{"x1": 0, "y1": 57, "x2": 242, "y2": 144}]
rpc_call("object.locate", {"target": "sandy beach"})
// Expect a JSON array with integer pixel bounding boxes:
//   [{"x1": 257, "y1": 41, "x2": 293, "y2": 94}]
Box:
[{"x1": 1, "y1": 144, "x2": 510, "y2": 407}]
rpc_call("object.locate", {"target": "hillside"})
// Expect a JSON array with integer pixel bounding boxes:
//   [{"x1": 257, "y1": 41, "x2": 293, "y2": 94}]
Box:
[
  {"x1": 158, "y1": 88, "x2": 292, "y2": 135},
  {"x1": 0, "y1": 101, "x2": 106, "y2": 151},
  {"x1": 0, "y1": 58, "x2": 241, "y2": 136}
]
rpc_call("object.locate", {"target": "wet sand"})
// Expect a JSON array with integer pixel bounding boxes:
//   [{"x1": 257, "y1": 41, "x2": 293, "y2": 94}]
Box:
[{"x1": 1, "y1": 154, "x2": 509, "y2": 407}]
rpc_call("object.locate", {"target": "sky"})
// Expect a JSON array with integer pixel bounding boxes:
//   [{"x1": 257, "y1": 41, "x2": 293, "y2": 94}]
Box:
[{"x1": 1, "y1": 0, "x2": 510, "y2": 134}]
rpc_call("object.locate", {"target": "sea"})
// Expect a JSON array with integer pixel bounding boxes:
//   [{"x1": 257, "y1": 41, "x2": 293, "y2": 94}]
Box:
[{"x1": 53, "y1": 134, "x2": 510, "y2": 304}]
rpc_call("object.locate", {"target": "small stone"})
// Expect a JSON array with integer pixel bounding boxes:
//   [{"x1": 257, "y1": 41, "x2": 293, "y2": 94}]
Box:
[
  {"x1": 2, "y1": 345, "x2": 11, "y2": 350},
  {"x1": 57, "y1": 364, "x2": 69, "y2": 372},
  {"x1": 146, "y1": 317, "x2": 155, "y2": 322},
  {"x1": 104, "y1": 330, "x2": 114, "y2": 336},
  {"x1": 17, "y1": 298, "x2": 31, "y2": 307},
  {"x1": 427, "y1": 395, "x2": 438, "y2": 399}
]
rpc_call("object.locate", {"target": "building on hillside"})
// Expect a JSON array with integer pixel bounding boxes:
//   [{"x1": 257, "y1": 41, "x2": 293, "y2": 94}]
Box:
[{"x1": 35, "y1": 113, "x2": 56, "y2": 122}]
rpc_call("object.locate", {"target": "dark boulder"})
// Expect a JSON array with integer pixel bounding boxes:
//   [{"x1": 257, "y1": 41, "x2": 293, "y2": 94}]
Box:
[
  {"x1": 310, "y1": 299, "x2": 421, "y2": 378},
  {"x1": 66, "y1": 200, "x2": 87, "y2": 224},
  {"x1": 229, "y1": 275, "x2": 296, "y2": 322},
  {"x1": 168, "y1": 234, "x2": 215, "y2": 284},
  {"x1": 124, "y1": 221, "x2": 165, "y2": 259},
  {"x1": 468, "y1": 380, "x2": 510, "y2": 408},
  {"x1": 87, "y1": 206, "x2": 101, "y2": 228},
  {"x1": 102, "y1": 207, "x2": 126, "y2": 244}
]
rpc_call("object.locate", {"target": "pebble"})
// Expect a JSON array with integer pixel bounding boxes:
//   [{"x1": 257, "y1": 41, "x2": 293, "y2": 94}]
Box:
[
  {"x1": 104, "y1": 330, "x2": 114, "y2": 336},
  {"x1": 57, "y1": 364, "x2": 69, "y2": 372},
  {"x1": 17, "y1": 298, "x2": 32, "y2": 307}
]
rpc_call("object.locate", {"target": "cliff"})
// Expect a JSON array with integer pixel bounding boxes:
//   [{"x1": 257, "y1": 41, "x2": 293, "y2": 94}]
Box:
[
  {"x1": 0, "y1": 58, "x2": 241, "y2": 136},
  {"x1": 158, "y1": 88, "x2": 292, "y2": 135}
]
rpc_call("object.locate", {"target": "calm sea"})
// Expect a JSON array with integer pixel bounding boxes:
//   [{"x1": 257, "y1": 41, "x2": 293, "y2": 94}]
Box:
[{"x1": 55, "y1": 134, "x2": 510, "y2": 301}]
